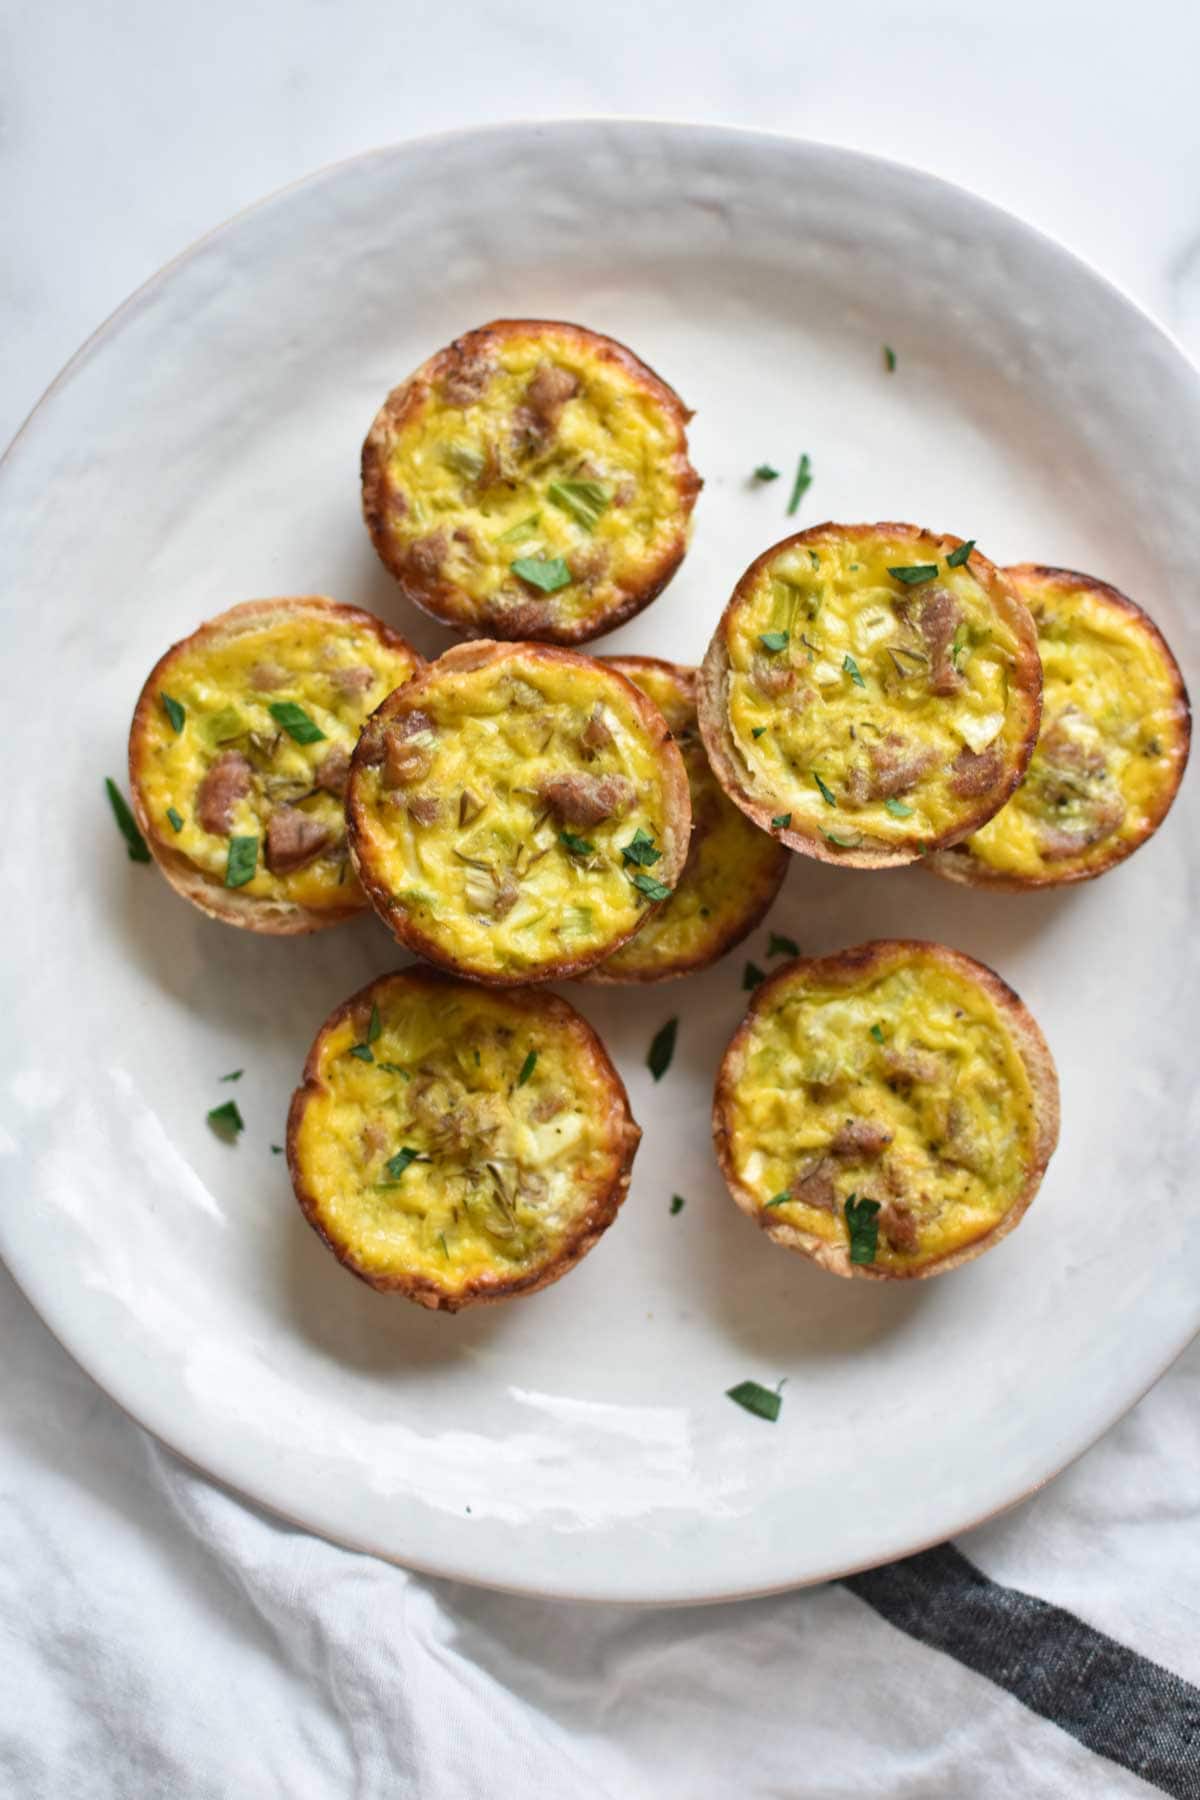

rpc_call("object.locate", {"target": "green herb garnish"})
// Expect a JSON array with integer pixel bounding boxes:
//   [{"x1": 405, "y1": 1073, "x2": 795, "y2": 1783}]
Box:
[
  {"x1": 888, "y1": 564, "x2": 939, "y2": 586},
  {"x1": 377, "y1": 1063, "x2": 411, "y2": 1078},
  {"x1": 670, "y1": 1194, "x2": 686, "y2": 1215},
  {"x1": 786, "y1": 452, "x2": 812, "y2": 518},
  {"x1": 631, "y1": 871, "x2": 672, "y2": 902},
  {"x1": 751, "y1": 727, "x2": 767, "y2": 739},
  {"x1": 753, "y1": 464, "x2": 780, "y2": 482},
  {"x1": 516, "y1": 1050, "x2": 538, "y2": 1087},
  {"x1": 268, "y1": 701, "x2": 326, "y2": 744},
  {"x1": 883, "y1": 345, "x2": 897, "y2": 373},
  {"x1": 348, "y1": 1045, "x2": 375, "y2": 1063},
  {"x1": 946, "y1": 539, "x2": 975, "y2": 568},
  {"x1": 884, "y1": 797, "x2": 914, "y2": 818},
  {"x1": 547, "y1": 479, "x2": 610, "y2": 532},
  {"x1": 759, "y1": 630, "x2": 789, "y2": 654},
  {"x1": 367, "y1": 1004, "x2": 381, "y2": 1044},
  {"x1": 621, "y1": 827, "x2": 662, "y2": 868},
  {"x1": 219, "y1": 1070, "x2": 243, "y2": 1083},
  {"x1": 765, "y1": 1193, "x2": 792, "y2": 1208},
  {"x1": 845, "y1": 1192, "x2": 881, "y2": 1265},
  {"x1": 950, "y1": 625, "x2": 969, "y2": 671},
  {"x1": 512, "y1": 555, "x2": 572, "y2": 593},
  {"x1": 105, "y1": 778, "x2": 151, "y2": 863},
  {"x1": 771, "y1": 814, "x2": 792, "y2": 831},
  {"x1": 647, "y1": 1017, "x2": 678, "y2": 1081},
  {"x1": 843, "y1": 653, "x2": 866, "y2": 688},
  {"x1": 726, "y1": 1379, "x2": 784, "y2": 1422},
  {"x1": 813, "y1": 772, "x2": 837, "y2": 808},
  {"x1": 743, "y1": 962, "x2": 765, "y2": 990},
  {"x1": 559, "y1": 829, "x2": 595, "y2": 858},
  {"x1": 271, "y1": 1145, "x2": 283, "y2": 1154},
  {"x1": 439, "y1": 1231, "x2": 450, "y2": 1258},
  {"x1": 207, "y1": 1100, "x2": 244, "y2": 1141},
  {"x1": 161, "y1": 693, "x2": 185, "y2": 733},
  {"x1": 767, "y1": 933, "x2": 799, "y2": 958},
  {"x1": 385, "y1": 1147, "x2": 422, "y2": 1180},
  {"x1": 821, "y1": 830, "x2": 860, "y2": 850},
  {"x1": 869, "y1": 1023, "x2": 885, "y2": 1044},
  {"x1": 225, "y1": 835, "x2": 258, "y2": 888},
  {"x1": 166, "y1": 806, "x2": 184, "y2": 833}
]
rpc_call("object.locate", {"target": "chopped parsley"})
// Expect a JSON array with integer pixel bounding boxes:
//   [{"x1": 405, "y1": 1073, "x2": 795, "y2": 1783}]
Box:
[
  {"x1": 670, "y1": 1194, "x2": 686, "y2": 1215},
  {"x1": 367, "y1": 1004, "x2": 382, "y2": 1044},
  {"x1": 869, "y1": 1023, "x2": 885, "y2": 1044},
  {"x1": 726, "y1": 1379, "x2": 784, "y2": 1423},
  {"x1": 753, "y1": 464, "x2": 780, "y2": 482},
  {"x1": 547, "y1": 479, "x2": 610, "y2": 532},
  {"x1": 771, "y1": 814, "x2": 792, "y2": 830},
  {"x1": 621, "y1": 827, "x2": 662, "y2": 868},
  {"x1": 759, "y1": 630, "x2": 789, "y2": 654},
  {"x1": 161, "y1": 692, "x2": 185, "y2": 733},
  {"x1": 268, "y1": 701, "x2": 326, "y2": 744},
  {"x1": 751, "y1": 726, "x2": 767, "y2": 740},
  {"x1": 821, "y1": 829, "x2": 860, "y2": 850},
  {"x1": 845, "y1": 1192, "x2": 881, "y2": 1265},
  {"x1": 767, "y1": 932, "x2": 799, "y2": 958},
  {"x1": 219, "y1": 1070, "x2": 243, "y2": 1083},
  {"x1": 516, "y1": 1050, "x2": 538, "y2": 1087},
  {"x1": 842, "y1": 653, "x2": 866, "y2": 689},
  {"x1": 743, "y1": 962, "x2": 765, "y2": 990},
  {"x1": 512, "y1": 555, "x2": 572, "y2": 593},
  {"x1": 647, "y1": 1017, "x2": 678, "y2": 1081},
  {"x1": 225, "y1": 835, "x2": 258, "y2": 888},
  {"x1": 888, "y1": 564, "x2": 939, "y2": 586},
  {"x1": 884, "y1": 797, "x2": 914, "y2": 819},
  {"x1": 631, "y1": 871, "x2": 672, "y2": 901},
  {"x1": 105, "y1": 778, "x2": 151, "y2": 863},
  {"x1": 377, "y1": 1062, "x2": 411, "y2": 1078},
  {"x1": 786, "y1": 452, "x2": 812, "y2": 518},
  {"x1": 559, "y1": 829, "x2": 596, "y2": 858},
  {"x1": 270, "y1": 1145, "x2": 283, "y2": 1155},
  {"x1": 385, "y1": 1146, "x2": 422, "y2": 1180},
  {"x1": 950, "y1": 624, "x2": 969, "y2": 671},
  {"x1": 166, "y1": 806, "x2": 184, "y2": 833},
  {"x1": 439, "y1": 1232, "x2": 450, "y2": 1258},
  {"x1": 883, "y1": 344, "x2": 897, "y2": 373},
  {"x1": 765, "y1": 1193, "x2": 792, "y2": 1208},
  {"x1": 348, "y1": 1045, "x2": 375, "y2": 1063},
  {"x1": 207, "y1": 1100, "x2": 244, "y2": 1141},
  {"x1": 946, "y1": 539, "x2": 975, "y2": 568},
  {"x1": 813, "y1": 772, "x2": 837, "y2": 808}
]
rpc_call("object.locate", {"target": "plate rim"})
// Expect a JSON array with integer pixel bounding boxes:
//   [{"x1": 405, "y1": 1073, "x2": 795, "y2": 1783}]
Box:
[{"x1": 3, "y1": 117, "x2": 1198, "y2": 1604}]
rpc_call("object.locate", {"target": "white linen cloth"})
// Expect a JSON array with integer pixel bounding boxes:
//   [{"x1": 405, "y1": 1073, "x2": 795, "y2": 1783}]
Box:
[
  {"x1": 4, "y1": 1264, "x2": 1199, "y2": 1798},
  {"x1": 6, "y1": 2, "x2": 1200, "y2": 1794}
]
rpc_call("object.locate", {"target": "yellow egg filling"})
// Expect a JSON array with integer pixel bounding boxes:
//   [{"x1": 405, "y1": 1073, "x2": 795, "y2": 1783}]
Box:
[
  {"x1": 381, "y1": 328, "x2": 691, "y2": 627},
  {"x1": 293, "y1": 983, "x2": 622, "y2": 1294},
  {"x1": 960, "y1": 572, "x2": 1186, "y2": 878},
  {"x1": 726, "y1": 951, "x2": 1039, "y2": 1272},
  {"x1": 138, "y1": 610, "x2": 418, "y2": 912},
  {"x1": 351, "y1": 652, "x2": 683, "y2": 977},
  {"x1": 723, "y1": 530, "x2": 1029, "y2": 847}
]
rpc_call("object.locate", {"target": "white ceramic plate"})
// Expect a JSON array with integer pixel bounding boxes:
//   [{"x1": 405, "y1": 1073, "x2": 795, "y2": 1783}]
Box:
[{"x1": 1, "y1": 122, "x2": 1197, "y2": 1605}]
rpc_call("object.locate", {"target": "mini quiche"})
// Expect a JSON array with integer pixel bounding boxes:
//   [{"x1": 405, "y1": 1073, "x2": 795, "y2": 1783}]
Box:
[
  {"x1": 713, "y1": 939, "x2": 1059, "y2": 1282},
  {"x1": 128, "y1": 597, "x2": 422, "y2": 933},
  {"x1": 929, "y1": 564, "x2": 1191, "y2": 889},
  {"x1": 287, "y1": 968, "x2": 640, "y2": 1309},
  {"x1": 346, "y1": 640, "x2": 691, "y2": 983},
  {"x1": 361, "y1": 318, "x2": 701, "y2": 645},
  {"x1": 586, "y1": 657, "x2": 789, "y2": 982},
  {"x1": 698, "y1": 524, "x2": 1043, "y2": 868}
]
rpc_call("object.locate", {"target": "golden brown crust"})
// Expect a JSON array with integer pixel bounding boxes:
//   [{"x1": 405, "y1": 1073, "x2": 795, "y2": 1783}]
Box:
[
  {"x1": 345, "y1": 639, "x2": 693, "y2": 983},
  {"x1": 286, "y1": 966, "x2": 641, "y2": 1309},
  {"x1": 697, "y1": 524, "x2": 1044, "y2": 869},
  {"x1": 712, "y1": 938, "x2": 1060, "y2": 1281},
  {"x1": 128, "y1": 596, "x2": 424, "y2": 935},
  {"x1": 584, "y1": 655, "x2": 789, "y2": 983},
  {"x1": 928, "y1": 564, "x2": 1192, "y2": 892},
  {"x1": 361, "y1": 318, "x2": 701, "y2": 645}
]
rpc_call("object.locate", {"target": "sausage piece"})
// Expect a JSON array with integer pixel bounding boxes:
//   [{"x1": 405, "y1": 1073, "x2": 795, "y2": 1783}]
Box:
[{"x1": 196, "y1": 751, "x2": 253, "y2": 836}]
